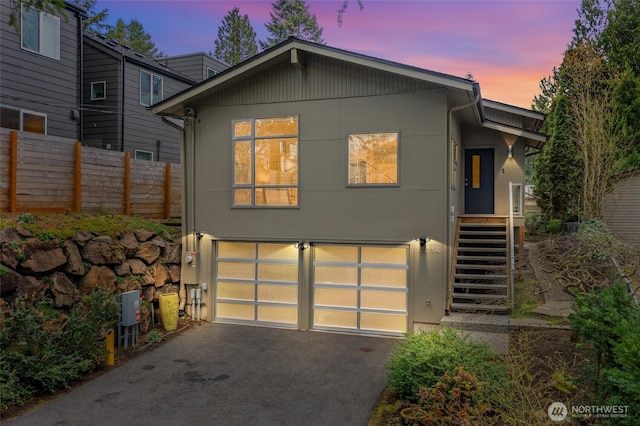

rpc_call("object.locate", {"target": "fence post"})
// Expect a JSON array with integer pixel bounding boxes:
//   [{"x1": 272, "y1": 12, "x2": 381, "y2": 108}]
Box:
[
  {"x1": 9, "y1": 131, "x2": 18, "y2": 213},
  {"x1": 74, "y1": 142, "x2": 82, "y2": 211},
  {"x1": 165, "y1": 162, "x2": 171, "y2": 219},
  {"x1": 124, "y1": 152, "x2": 131, "y2": 215}
]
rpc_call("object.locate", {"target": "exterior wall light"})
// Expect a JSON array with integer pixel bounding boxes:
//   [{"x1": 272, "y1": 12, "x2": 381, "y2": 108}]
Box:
[
  {"x1": 294, "y1": 241, "x2": 309, "y2": 250},
  {"x1": 416, "y1": 237, "x2": 431, "y2": 248},
  {"x1": 194, "y1": 232, "x2": 205, "y2": 240},
  {"x1": 507, "y1": 145, "x2": 513, "y2": 158}
]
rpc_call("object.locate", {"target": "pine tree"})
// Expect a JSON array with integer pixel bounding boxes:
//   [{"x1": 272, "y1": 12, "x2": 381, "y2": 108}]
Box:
[
  {"x1": 73, "y1": 0, "x2": 109, "y2": 34},
  {"x1": 260, "y1": 0, "x2": 325, "y2": 50},
  {"x1": 105, "y1": 19, "x2": 164, "y2": 58},
  {"x1": 213, "y1": 7, "x2": 258, "y2": 66}
]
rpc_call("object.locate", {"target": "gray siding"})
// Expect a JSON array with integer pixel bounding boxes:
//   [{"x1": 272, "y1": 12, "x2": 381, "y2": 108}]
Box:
[
  {"x1": 121, "y1": 61, "x2": 191, "y2": 163},
  {"x1": 0, "y1": 2, "x2": 82, "y2": 138},
  {"x1": 162, "y1": 54, "x2": 228, "y2": 82},
  {"x1": 82, "y1": 42, "x2": 122, "y2": 150},
  {"x1": 188, "y1": 59, "x2": 450, "y2": 323},
  {"x1": 196, "y1": 55, "x2": 441, "y2": 107},
  {"x1": 603, "y1": 174, "x2": 640, "y2": 249}
]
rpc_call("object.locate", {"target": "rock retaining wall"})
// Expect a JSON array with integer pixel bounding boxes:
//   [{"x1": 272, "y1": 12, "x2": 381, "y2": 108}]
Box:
[{"x1": 0, "y1": 226, "x2": 181, "y2": 330}]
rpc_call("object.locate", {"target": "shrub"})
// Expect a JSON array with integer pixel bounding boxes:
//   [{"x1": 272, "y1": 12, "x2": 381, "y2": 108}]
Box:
[
  {"x1": 0, "y1": 290, "x2": 119, "y2": 411},
  {"x1": 385, "y1": 328, "x2": 506, "y2": 401},
  {"x1": 545, "y1": 218, "x2": 562, "y2": 234},
  {"x1": 570, "y1": 283, "x2": 640, "y2": 424}
]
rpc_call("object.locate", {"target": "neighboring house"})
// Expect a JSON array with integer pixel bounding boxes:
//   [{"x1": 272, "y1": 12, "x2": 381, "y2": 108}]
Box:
[
  {"x1": 153, "y1": 38, "x2": 546, "y2": 336},
  {"x1": 0, "y1": 1, "x2": 86, "y2": 138},
  {"x1": 159, "y1": 52, "x2": 228, "y2": 83},
  {"x1": 82, "y1": 33, "x2": 197, "y2": 163}
]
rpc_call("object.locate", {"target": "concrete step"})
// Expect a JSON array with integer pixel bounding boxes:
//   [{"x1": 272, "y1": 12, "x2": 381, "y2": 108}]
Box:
[
  {"x1": 457, "y1": 255, "x2": 507, "y2": 262},
  {"x1": 459, "y1": 239, "x2": 507, "y2": 244},
  {"x1": 456, "y1": 264, "x2": 505, "y2": 270},
  {"x1": 449, "y1": 303, "x2": 509, "y2": 314},
  {"x1": 457, "y1": 247, "x2": 507, "y2": 252}
]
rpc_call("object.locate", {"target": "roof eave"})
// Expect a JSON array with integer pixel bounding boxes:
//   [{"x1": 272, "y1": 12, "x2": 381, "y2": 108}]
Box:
[{"x1": 482, "y1": 120, "x2": 547, "y2": 148}]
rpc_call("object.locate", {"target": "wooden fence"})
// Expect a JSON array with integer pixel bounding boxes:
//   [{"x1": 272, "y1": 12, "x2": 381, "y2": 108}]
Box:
[{"x1": 0, "y1": 129, "x2": 181, "y2": 219}]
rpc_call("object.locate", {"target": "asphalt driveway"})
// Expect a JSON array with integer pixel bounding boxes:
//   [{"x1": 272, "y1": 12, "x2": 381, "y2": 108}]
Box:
[{"x1": 5, "y1": 323, "x2": 399, "y2": 426}]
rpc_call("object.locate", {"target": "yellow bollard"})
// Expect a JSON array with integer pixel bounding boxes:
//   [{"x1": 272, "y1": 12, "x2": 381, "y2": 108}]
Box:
[{"x1": 105, "y1": 329, "x2": 115, "y2": 366}]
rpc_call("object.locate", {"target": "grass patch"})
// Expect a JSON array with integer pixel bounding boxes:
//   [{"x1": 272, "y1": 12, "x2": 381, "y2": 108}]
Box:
[
  {"x1": 511, "y1": 277, "x2": 543, "y2": 319},
  {"x1": 0, "y1": 212, "x2": 174, "y2": 241}
]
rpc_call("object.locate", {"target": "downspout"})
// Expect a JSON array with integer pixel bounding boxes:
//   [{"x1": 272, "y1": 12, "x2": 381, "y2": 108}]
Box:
[
  {"x1": 445, "y1": 86, "x2": 481, "y2": 313},
  {"x1": 78, "y1": 14, "x2": 84, "y2": 142},
  {"x1": 161, "y1": 113, "x2": 191, "y2": 313}
]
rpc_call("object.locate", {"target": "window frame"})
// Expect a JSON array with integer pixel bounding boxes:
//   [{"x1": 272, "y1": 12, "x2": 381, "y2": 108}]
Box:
[
  {"x1": 0, "y1": 105, "x2": 47, "y2": 134},
  {"x1": 231, "y1": 116, "x2": 300, "y2": 208},
  {"x1": 134, "y1": 149, "x2": 153, "y2": 161},
  {"x1": 139, "y1": 70, "x2": 163, "y2": 106},
  {"x1": 90, "y1": 81, "x2": 107, "y2": 101},
  {"x1": 346, "y1": 131, "x2": 400, "y2": 187},
  {"x1": 206, "y1": 67, "x2": 217, "y2": 78},
  {"x1": 20, "y1": 5, "x2": 60, "y2": 60}
]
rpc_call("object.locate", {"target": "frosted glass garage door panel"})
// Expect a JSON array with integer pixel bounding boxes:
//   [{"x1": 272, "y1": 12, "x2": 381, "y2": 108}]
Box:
[
  {"x1": 314, "y1": 287, "x2": 357, "y2": 308},
  {"x1": 258, "y1": 284, "x2": 298, "y2": 303},
  {"x1": 361, "y1": 290, "x2": 406, "y2": 311},
  {"x1": 217, "y1": 261, "x2": 255, "y2": 280},
  {"x1": 361, "y1": 246, "x2": 407, "y2": 264},
  {"x1": 258, "y1": 263, "x2": 298, "y2": 282},
  {"x1": 258, "y1": 243, "x2": 298, "y2": 261},
  {"x1": 218, "y1": 242, "x2": 255, "y2": 259},
  {"x1": 314, "y1": 266, "x2": 358, "y2": 285},
  {"x1": 315, "y1": 245, "x2": 358, "y2": 263},
  {"x1": 314, "y1": 309, "x2": 357, "y2": 329},
  {"x1": 361, "y1": 312, "x2": 406, "y2": 333},
  {"x1": 361, "y1": 268, "x2": 407, "y2": 287},
  {"x1": 258, "y1": 305, "x2": 297, "y2": 324},
  {"x1": 217, "y1": 282, "x2": 255, "y2": 301},
  {"x1": 217, "y1": 302, "x2": 254, "y2": 320}
]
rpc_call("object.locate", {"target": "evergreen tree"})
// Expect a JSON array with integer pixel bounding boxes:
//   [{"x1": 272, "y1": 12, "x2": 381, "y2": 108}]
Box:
[
  {"x1": 533, "y1": 95, "x2": 581, "y2": 221},
  {"x1": 260, "y1": 0, "x2": 325, "y2": 50},
  {"x1": 73, "y1": 0, "x2": 109, "y2": 34},
  {"x1": 105, "y1": 19, "x2": 165, "y2": 58},
  {"x1": 213, "y1": 7, "x2": 258, "y2": 66}
]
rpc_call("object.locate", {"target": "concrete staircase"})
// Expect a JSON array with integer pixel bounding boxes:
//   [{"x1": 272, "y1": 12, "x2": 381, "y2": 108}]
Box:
[{"x1": 449, "y1": 217, "x2": 510, "y2": 314}]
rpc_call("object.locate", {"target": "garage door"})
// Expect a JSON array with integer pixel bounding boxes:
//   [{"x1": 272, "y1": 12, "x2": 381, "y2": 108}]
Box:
[
  {"x1": 312, "y1": 244, "x2": 408, "y2": 334},
  {"x1": 215, "y1": 242, "x2": 299, "y2": 327}
]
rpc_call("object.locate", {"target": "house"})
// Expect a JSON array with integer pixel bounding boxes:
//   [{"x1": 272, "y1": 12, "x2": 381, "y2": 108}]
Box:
[
  {"x1": 159, "y1": 52, "x2": 228, "y2": 83},
  {"x1": 82, "y1": 33, "x2": 198, "y2": 163},
  {"x1": 0, "y1": 1, "x2": 86, "y2": 138},
  {"x1": 153, "y1": 38, "x2": 546, "y2": 336}
]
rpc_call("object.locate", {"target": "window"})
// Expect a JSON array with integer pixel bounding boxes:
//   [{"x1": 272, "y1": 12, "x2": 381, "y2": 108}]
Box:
[
  {"x1": 91, "y1": 82, "x2": 106, "y2": 100},
  {"x1": 348, "y1": 132, "x2": 398, "y2": 185},
  {"x1": 140, "y1": 70, "x2": 163, "y2": 106},
  {"x1": 21, "y1": 5, "x2": 60, "y2": 60},
  {"x1": 0, "y1": 106, "x2": 46, "y2": 134},
  {"x1": 135, "y1": 150, "x2": 153, "y2": 161},
  {"x1": 206, "y1": 67, "x2": 217, "y2": 78},
  {"x1": 232, "y1": 116, "x2": 298, "y2": 207}
]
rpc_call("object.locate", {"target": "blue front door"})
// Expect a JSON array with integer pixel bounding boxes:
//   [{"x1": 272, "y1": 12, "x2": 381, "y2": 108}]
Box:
[{"x1": 464, "y1": 148, "x2": 494, "y2": 214}]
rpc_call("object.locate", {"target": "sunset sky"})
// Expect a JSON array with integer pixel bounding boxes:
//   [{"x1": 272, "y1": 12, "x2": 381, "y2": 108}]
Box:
[{"x1": 98, "y1": 0, "x2": 581, "y2": 108}]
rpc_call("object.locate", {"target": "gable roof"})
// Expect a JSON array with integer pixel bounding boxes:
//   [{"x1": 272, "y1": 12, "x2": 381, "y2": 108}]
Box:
[
  {"x1": 84, "y1": 33, "x2": 196, "y2": 84},
  {"x1": 152, "y1": 37, "x2": 545, "y2": 148},
  {"x1": 152, "y1": 37, "x2": 480, "y2": 117}
]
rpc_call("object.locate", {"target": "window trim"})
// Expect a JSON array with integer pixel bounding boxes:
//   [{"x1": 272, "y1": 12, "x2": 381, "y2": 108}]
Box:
[
  {"x1": 231, "y1": 116, "x2": 300, "y2": 208},
  {"x1": 139, "y1": 70, "x2": 163, "y2": 106},
  {"x1": 20, "y1": 5, "x2": 60, "y2": 60},
  {"x1": 134, "y1": 149, "x2": 154, "y2": 161},
  {"x1": 0, "y1": 105, "x2": 47, "y2": 134},
  {"x1": 90, "y1": 81, "x2": 107, "y2": 101},
  {"x1": 346, "y1": 131, "x2": 400, "y2": 187}
]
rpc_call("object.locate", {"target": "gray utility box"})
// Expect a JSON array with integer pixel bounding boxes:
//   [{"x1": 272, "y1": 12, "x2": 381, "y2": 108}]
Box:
[{"x1": 120, "y1": 290, "x2": 140, "y2": 326}]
